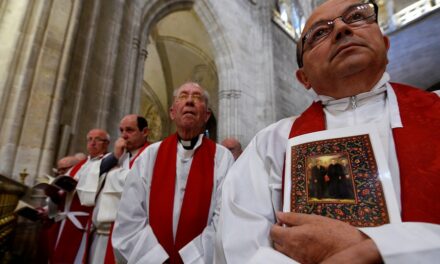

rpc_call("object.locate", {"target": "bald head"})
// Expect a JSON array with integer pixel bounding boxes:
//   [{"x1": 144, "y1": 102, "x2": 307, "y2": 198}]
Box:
[
  {"x1": 57, "y1": 156, "x2": 80, "y2": 175},
  {"x1": 221, "y1": 137, "x2": 243, "y2": 160}
]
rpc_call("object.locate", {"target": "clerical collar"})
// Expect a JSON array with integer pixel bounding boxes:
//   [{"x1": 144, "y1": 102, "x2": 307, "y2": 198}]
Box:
[
  {"x1": 178, "y1": 135, "x2": 200, "y2": 150},
  {"x1": 308, "y1": 72, "x2": 390, "y2": 111}
]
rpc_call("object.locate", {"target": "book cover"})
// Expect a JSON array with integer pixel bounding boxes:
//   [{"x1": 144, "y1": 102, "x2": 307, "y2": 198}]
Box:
[
  {"x1": 283, "y1": 125, "x2": 401, "y2": 227},
  {"x1": 14, "y1": 200, "x2": 40, "y2": 221},
  {"x1": 52, "y1": 175, "x2": 77, "y2": 192}
]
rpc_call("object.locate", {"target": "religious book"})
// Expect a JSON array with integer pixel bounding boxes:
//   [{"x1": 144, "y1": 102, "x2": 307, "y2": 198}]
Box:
[
  {"x1": 283, "y1": 125, "x2": 401, "y2": 227},
  {"x1": 33, "y1": 175, "x2": 77, "y2": 204},
  {"x1": 34, "y1": 175, "x2": 77, "y2": 192},
  {"x1": 14, "y1": 200, "x2": 40, "y2": 221}
]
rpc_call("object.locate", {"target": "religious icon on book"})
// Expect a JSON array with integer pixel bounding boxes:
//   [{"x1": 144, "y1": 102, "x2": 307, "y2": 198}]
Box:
[
  {"x1": 284, "y1": 125, "x2": 401, "y2": 227},
  {"x1": 306, "y1": 154, "x2": 355, "y2": 203}
]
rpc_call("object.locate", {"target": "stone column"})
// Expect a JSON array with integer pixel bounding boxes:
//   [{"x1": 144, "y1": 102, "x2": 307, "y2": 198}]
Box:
[
  {"x1": 0, "y1": 0, "x2": 53, "y2": 182},
  {"x1": 37, "y1": 0, "x2": 83, "y2": 179},
  {"x1": 10, "y1": 0, "x2": 82, "y2": 184},
  {"x1": 218, "y1": 89, "x2": 242, "y2": 141}
]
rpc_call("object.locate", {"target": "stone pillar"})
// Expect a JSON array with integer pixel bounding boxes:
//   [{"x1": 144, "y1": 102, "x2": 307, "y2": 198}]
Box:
[
  {"x1": 0, "y1": 0, "x2": 84, "y2": 184},
  {"x1": 218, "y1": 89, "x2": 241, "y2": 142},
  {"x1": 0, "y1": 0, "x2": 54, "y2": 183},
  {"x1": 37, "y1": 0, "x2": 83, "y2": 179}
]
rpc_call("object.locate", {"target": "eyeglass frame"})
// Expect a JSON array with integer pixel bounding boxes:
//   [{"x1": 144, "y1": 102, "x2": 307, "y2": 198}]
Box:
[
  {"x1": 174, "y1": 92, "x2": 206, "y2": 104},
  {"x1": 86, "y1": 137, "x2": 109, "y2": 143},
  {"x1": 296, "y1": 0, "x2": 378, "y2": 68}
]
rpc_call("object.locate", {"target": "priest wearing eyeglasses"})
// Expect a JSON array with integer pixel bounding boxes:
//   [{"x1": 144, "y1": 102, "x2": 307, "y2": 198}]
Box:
[
  {"x1": 216, "y1": 0, "x2": 440, "y2": 263},
  {"x1": 112, "y1": 82, "x2": 234, "y2": 264}
]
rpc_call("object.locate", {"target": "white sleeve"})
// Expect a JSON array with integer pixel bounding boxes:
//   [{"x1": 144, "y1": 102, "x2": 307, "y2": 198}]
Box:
[
  {"x1": 112, "y1": 150, "x2": 168, "y2": 264},
  {"x1": 179, "y1": 146, "x2": 235, "y2": 264},
  {"x1": 361, "y1": 222, "x2": 440, "y2": 263},
  {"x1": 215, "y1": 136, "x2": 296, "y2": 264}
]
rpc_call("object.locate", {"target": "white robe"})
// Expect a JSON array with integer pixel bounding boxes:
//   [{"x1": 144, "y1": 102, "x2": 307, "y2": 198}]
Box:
[
  {"x1": 54, "y1": 155, "x2": 103, "y2": 264},
  {"x1": 112, "y1": 135, "x2": 234, "y2": 264},
  {"x1": 89, "y1": 148, "x2": 147, "y2": 264},
  {"x1": 216, "y1": 75, "x2": 440, "y2": 264}
]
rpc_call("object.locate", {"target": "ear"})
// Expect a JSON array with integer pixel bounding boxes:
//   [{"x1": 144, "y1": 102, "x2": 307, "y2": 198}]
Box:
[
  {"x1": 142, "y1": 127, "x2": 149, "y2": 137},
  {"x1": 296, "y1": 69, "x2": 312, "y2": 89},
  {"x1": 383, "y1": 35, "x2": 390, "y2": 51},
  {"x1": 204, "y1": 109, "x2": 211, "y2": 123},
  {"x1": 169, "y1": 106, "x2": 176, "y2": 121}
]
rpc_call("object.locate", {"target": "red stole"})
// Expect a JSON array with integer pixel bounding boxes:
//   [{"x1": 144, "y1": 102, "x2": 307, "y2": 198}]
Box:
[
  {"x1": 51, "y1": 159, "x2": 93, "y2": 263},
  {"x1": 149, "y1": 134, "x2": 216, "y2": 264},
  {"x1": 129, "y1": 142, "x2": 150, "y2": 168},
  {"x1": 103, "y1": 142, "x2": 150, "y2": 264},
  {"x1": 289, "y1": 83, "x2": 440, "y2": 224}
]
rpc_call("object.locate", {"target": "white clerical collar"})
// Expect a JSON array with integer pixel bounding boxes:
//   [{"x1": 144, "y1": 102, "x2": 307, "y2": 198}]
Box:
[
  {"x1": 309, "y1": 72, "x2": 402, "y2": 128},
  {"x1": 178, "y1": 134, "x2": 204, "y2": 159}
]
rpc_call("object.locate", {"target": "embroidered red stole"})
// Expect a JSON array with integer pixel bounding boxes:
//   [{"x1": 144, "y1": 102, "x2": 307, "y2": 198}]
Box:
[
  {"x1": 103, "y1": 142, "x2": 150, "y2": 264},
  {"x1": 289, "y1": 83, "x2": 440, "y2": 224},
  {"x1": 149, "y1": 134, "x2": 216, "y2": 264},
  {"x1": 51, "y1": 159, "x2": 93, "y2": 263}
]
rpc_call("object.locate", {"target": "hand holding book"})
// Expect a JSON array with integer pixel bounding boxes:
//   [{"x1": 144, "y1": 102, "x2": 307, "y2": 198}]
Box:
[{"x1": 33, "y1": 175, "x2": 77, "y2": 204}]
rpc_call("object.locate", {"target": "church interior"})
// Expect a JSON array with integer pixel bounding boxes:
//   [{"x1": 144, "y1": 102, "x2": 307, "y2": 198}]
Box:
[{"x1": 1, "y1": 0, "x2": 439, "y2": 262}]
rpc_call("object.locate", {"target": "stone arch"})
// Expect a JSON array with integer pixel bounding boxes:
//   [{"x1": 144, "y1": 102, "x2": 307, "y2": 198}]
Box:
[
  {"x1": 136, "y1": 0, "x2": 238, "y2": 142},
  {"x1": 141, "y1": 81, "x2": 169, "y2": 142}
]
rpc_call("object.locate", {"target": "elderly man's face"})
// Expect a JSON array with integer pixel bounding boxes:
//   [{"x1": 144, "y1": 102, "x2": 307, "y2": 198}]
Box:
[
  {"x1": 86, "y1": 129, "x2": 109, "y2": 158},
  {"x1": 170, "y1": 83, "x2": 211, "y2": 135},
  {"x1": 296, "y1": 0, "x2": 389, "y2": 98}
]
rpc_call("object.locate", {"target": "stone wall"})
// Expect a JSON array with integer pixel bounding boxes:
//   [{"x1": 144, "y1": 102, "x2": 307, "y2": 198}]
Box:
[{"x1": 387, "y1": 9, "x2": 440, "y2": 89}]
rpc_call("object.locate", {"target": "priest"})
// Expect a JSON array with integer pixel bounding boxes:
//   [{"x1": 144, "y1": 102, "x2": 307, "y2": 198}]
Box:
[
  {"x1": 216, "y1": 0, "x2": 440, "y2": 263},
  {"x1": 87, "y1": 114, "x2": 150, "y2": 264},
  {"x1": 50, "y1": 128, "x2": 110, "y2": 263},
  {"x1": 112, "y1": 82, "x2": 234, "y2": 263}
]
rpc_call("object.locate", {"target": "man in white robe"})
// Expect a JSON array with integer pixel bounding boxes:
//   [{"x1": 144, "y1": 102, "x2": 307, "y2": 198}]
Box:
[
  {"x1": 216, "y1": 0, "x2": 440, "y2": 263},
  {"x1": 51, "y1": 128, "x2": 110, "y2": 263},
  {"x1": 88, "y1": 114, "x2": 150, "y2": 264},
  {"x1": 113, "y1": 82, "x2": 234, "y2": 263}
]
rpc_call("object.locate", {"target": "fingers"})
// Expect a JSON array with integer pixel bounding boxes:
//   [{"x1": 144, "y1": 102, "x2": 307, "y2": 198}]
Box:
[
  {"x1": 276, "y1": 211, "x2": 319, "y2": 226},
  {"x1": 114, "y1": 138, "x2": 127, "y2": 158},
  {"x1": 270, "y1": 223, "x2": 285, "y2": 245}
]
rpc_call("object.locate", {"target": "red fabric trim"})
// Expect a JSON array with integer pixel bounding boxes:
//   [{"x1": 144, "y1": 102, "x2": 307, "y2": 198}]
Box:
[
  {"x1": 103, "y1": 223, "x2": 116, "y2": 264},
  {"x1": 288, "y1": 84, "x2": 440, "y2": 224},
  {"x1": 51, "y1": 194, "x2": 92, "y2": 263},
  {"x1": 49, "y1": 158, "x2": 89, "y2": 263},
  {"x1": 149, "y1": 134, "x2": 216, "y2": 264},
  {"x1": 129, "y1": 142, "x2": 150, "y2": 168},
  {"x1": 69, "y1": 158, "x2": 88, "y2": 177},
  {"x1": 391, "y1": 83, "x2": 440, "y2": 224},
  {"x1": 289, "y1": 101, "x2": 325, "y2": 138}
]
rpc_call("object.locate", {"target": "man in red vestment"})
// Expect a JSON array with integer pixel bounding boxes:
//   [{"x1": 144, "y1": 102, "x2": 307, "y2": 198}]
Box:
[
  {"x1": 112, "y1": 83, "x2": 234, "y2": 263},
  {"x1": 217, "y1": 0, "x2": 440, "y2": 264},
  {"x1": 49, "y1": 128, "x2": 110, "y2": 263}
]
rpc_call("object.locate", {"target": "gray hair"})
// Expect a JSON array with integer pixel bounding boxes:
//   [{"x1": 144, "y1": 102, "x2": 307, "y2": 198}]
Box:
[{"x1": 173, "y1": 82, "x2": 210, "y2": 106}]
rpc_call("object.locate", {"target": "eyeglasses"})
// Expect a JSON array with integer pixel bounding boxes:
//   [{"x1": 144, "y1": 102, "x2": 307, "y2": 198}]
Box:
[
  {"x1": 87, "y1": 137, "x2": 108, "y2": 143},
  {"x1": 175, "y1": 92, "x2": 204, "y2": 103},
  {"x1": 297, "y1": 0, "x2": 378, "y2": 68}
]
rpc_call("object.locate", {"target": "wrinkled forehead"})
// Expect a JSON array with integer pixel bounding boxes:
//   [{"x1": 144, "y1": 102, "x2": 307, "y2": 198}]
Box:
[
  {"x1": 87, "y1": 129, "x2": 106, "y2": 138},
  {"x1": 303, "y1": 0, "x2": 362, "y2": 34},
  {"x1": 176, "y1": 83, "x2": 204, "y2": 95}
]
